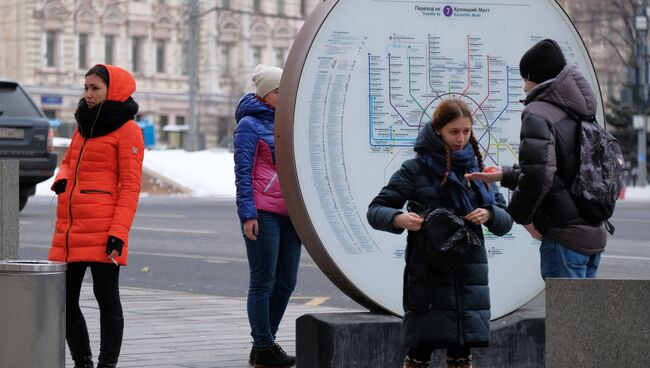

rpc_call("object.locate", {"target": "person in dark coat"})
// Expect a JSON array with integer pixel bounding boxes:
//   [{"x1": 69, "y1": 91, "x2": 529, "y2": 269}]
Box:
[
  {"x1": 465, "y1": 39, "x2": 607, "y2": 279},
  {"x1": 367, "y1": 98, "x2": 513, "y2": 368}
]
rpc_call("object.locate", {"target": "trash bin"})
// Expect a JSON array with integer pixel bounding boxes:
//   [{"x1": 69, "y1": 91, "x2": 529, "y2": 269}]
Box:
[
  {"x1": 163, "y1": 124, "x2": 188, "y2": 149},
  {"x1": 0, "y1": 260, "x2": 66, "y2": 368}
]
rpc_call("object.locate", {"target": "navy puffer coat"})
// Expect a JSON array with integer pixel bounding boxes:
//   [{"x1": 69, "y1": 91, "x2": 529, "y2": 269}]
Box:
[{"x1": 367, "y1": 123, "x2": 513, "y2": 348}]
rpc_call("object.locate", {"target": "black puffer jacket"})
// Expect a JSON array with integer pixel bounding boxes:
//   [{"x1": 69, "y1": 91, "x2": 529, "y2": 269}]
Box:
[
  {"x1": 367, "y1": 123, "x2": 513, "y2": 348},
  {"x1": 501, "y1": 64, "x2": 607, "y2": 254}
]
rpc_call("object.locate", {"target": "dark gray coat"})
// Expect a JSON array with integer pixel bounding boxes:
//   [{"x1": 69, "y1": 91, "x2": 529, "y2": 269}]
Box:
[
  {"x1": 367, "y1": 124, "x2": 513, "y2": 348},
  {"x1": 502, "y1": 64, "x2": 607, "y2": 254}
]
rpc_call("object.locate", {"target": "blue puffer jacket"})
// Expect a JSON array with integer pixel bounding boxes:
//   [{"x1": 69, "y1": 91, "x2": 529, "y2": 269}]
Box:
[{"x1": 233, "y1": 93, "x2": 287, "y2": 222}]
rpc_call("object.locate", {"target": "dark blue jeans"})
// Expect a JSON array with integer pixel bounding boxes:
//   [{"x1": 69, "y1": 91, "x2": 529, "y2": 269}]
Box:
[
  {"x1": 244, "y1": 210, "x2": 302, "y2": 348},
  {"x1": 540, "y1": 239, "x2": 602, "y2": 279}
]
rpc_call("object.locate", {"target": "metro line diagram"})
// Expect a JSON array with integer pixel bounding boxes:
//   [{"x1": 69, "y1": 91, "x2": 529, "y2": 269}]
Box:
[
  {"x1": 368, "y1": 33, "x2": 525, "y2": 166},
  {"x1": 279, "y1": 0, "x2": 601, "y2": 319}
]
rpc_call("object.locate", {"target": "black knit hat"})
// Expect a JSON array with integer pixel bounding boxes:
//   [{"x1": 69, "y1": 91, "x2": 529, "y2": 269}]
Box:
[{"x1": 519, "y1": 39, "x2": 566, "y2": 84}]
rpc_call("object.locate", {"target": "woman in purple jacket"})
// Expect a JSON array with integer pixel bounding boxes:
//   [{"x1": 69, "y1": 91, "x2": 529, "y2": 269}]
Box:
[{"x1": 233, "y1": 64, "x2": 301, "y2": 368}]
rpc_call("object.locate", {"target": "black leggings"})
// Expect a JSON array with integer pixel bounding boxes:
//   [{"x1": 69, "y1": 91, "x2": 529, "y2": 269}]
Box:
[
  {"x1": 407, "y1": 344, "x2": 471, "y2": 362},
  {"x1": 66, "y1": 262, "x2": 123, "y2": 364},
  {"x1": 67, "y1": 262, "x2": 123, "y2": 320}
]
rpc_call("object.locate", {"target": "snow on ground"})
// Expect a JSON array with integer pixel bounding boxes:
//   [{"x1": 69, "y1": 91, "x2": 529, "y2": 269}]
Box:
[
  {"x1": 36, "y1": 148, "x2": 236, "y2": 197},
  {"x1": 621, "y1": 186, "x2": 650, "y2": 201},
  {"x1": 35, "y1": 148, "x2": 650, "y2": 200},
  {"x1": 142, "y1": 149, "x2": 235, "y2": 197}
]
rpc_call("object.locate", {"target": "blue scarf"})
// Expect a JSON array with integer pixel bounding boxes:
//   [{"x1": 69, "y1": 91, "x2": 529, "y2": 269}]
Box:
[{"x1": 420, "y1": 142, "x2": 495, "y2": 216}]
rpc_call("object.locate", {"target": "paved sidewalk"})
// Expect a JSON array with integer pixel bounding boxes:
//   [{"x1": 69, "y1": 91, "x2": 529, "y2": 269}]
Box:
[{"x1": 68, "y1": 286, "x2": 359, "y2": 368}]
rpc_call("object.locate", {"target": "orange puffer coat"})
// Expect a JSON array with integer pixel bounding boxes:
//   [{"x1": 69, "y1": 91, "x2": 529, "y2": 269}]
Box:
[{"x1": 48, "y1": 65, "x2": 144, "y2": 265}]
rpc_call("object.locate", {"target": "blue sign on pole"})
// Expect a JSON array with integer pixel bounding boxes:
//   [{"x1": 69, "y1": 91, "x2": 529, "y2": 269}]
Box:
[{"x1": 41, "y1": 95, "x2": 63, "y2": 105}]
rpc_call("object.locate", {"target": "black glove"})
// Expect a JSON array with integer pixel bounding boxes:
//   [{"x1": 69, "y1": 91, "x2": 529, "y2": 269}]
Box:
[
  {"x1": 52, "y1": 179, "x2": 67, "y2": 194},
  {"x1": 105, "y1": 236, "x2": 124, "y2": 256}
]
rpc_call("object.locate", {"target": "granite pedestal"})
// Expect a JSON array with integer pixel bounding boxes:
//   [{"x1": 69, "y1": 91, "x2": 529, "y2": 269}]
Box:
[
  {"x1": 546, "y1": 279, "x2": 650, "y2": 367},
  {"x1": 296, "y1": 307, "x2": 544, "y2": 368}
]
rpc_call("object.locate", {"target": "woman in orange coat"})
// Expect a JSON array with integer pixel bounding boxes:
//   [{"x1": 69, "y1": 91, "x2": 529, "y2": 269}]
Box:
[{"x1": 48, "y1": 64, "x2": 144, "y2": 368}]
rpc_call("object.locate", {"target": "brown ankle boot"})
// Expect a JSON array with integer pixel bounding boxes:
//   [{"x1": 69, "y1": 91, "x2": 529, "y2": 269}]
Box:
[
  {"x1": 403, "y1": 355, "x2": 431, "y2": 368},
  {"x1": 446, "y1": 355, "x2": 472, "y2": 368}
]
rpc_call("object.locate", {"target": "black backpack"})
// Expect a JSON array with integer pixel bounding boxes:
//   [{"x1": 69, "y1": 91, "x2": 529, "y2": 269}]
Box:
[{"x1": 558, "y1": 110, "x2": 624, "y2": 232}]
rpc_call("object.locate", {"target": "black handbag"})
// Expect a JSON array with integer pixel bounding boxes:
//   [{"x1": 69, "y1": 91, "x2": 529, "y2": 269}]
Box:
[
  {"x1": 409, "y1": 159, "x2": 483, "y2": 273},
  {"x1": 414, "y1": 206, "x2": 483, "y2": 274}
]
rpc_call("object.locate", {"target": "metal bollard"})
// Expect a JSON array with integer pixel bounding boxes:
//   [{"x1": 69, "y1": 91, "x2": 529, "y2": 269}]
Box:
[{"x1": 0, "y1": 260, "x2": 66, "y2": 368}]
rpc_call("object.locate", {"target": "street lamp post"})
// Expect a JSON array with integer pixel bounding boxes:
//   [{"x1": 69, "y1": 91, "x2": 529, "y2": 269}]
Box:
[
  {"x1": 635, "y1": 0, "x2": 648, "y2": 187},
  {"x1": 183, "y1": 1, "x2": 306, "y2": 152},
  {"x1": 186, "y1": 0, "x2": 200, "y2": 152}
]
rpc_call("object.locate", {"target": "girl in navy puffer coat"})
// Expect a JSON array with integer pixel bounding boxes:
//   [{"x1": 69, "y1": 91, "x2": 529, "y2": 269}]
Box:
[
  {"x1": 233, "y1": 65, "x2": 301, "y2": 368},
  {"x1": 367, "y1": 99, "x2": 513, "y2": 368}
]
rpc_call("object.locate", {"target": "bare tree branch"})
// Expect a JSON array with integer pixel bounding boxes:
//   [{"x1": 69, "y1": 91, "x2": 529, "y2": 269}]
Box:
[
  {"x1": 614, "y1": 0, "x2": 637, "y2": 41},
  {"x1": 599, "y1": 32, "x2": 632, "y2": 65},
  {"x1": 609, "y1": 26, "x2": 635, "y2": 53}
]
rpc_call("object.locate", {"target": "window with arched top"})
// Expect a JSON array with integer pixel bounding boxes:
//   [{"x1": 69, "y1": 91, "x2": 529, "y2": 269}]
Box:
[
  {"x1": 252, "y1": 22, "x2": 269, "y2": 35},
  {"x1": 101, "y1": 4, "x2": 125, "y2": 30},
  {"x1": 103, "y1": 12, "x2": 121, "y2": 24},
  {"x1": 76, "y1": 10, "x2": 95, "y2": 22},
  {"x1": 42, "y1": 0, "x2": 69, "y2": 23},
  {"x1": 158, "y1": 16, "x2": 172, "y2": 26},
  {"x1": 273, "y1": 26, "x2": 292, "y2": 39},
  {"x1": 219, "y1": 19, "x2": 241, "y2": 40},
  {"x1": 101, "y1": 2, "x2": 125, "y2": 23}
]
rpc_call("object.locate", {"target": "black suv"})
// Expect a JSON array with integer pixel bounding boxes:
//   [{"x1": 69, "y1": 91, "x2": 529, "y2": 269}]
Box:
[{"x1": 0, "y1": 81, "x2": 58, "y2": 211}]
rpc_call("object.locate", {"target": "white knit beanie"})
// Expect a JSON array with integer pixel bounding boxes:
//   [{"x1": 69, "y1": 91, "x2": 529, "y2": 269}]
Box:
[{"x1": 252, "y1": 64, "x2": 283, "y2": 98}]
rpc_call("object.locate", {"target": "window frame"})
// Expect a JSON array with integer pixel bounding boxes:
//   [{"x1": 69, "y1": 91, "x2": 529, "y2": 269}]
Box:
[
  {"x1": 274, "y1": 47, "x2": 285, "y2": 67},
  {"x1": 220, "y1": 43, "x2": 233, "y2": 77},
  {"x1": 253, "y1": 46, "x2": 263, "y2": 66},
  {"x1": 277, "y1": 0, "x2": 284, "y2": 15},
  {"x1": 45, "y1": 30, "x2": 60, "y2": 68},
  {"x1": 131, "y1": 36, "x2": 145, "y2": 73},
  {"x1": 156, "y1": 39, "x2": 167, "y2": 73},
  {"x1": 105, "y1": 35, "x2": 115, "y2": 65},
  {"x1": 78, "y1": 33, "x2": 89, "y2": 70}
]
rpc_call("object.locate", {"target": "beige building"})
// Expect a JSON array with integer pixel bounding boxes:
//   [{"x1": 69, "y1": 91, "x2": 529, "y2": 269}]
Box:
[
  {"x1": 0, "y1": 0, "x2": 320, "y2": 148},
  {"x1": 2, "y1": 0, "x2": 626, "y2": 147}
]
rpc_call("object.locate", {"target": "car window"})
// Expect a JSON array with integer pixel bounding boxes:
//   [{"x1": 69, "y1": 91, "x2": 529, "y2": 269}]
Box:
[{"x1": 0, "y1": 82, "x2": 42, "y2": 118}]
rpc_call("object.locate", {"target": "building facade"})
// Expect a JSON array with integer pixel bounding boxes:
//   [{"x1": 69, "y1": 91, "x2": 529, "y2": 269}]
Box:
[
  {"x1": 0, "y1": 0, "x2": 320, "y2": 148},
  {"x1": 557, "y1": 0, "x2": 634, "y2": 109},
  {"x1": 1, "y1": 0, "x2": 630, "y2": 147}
]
